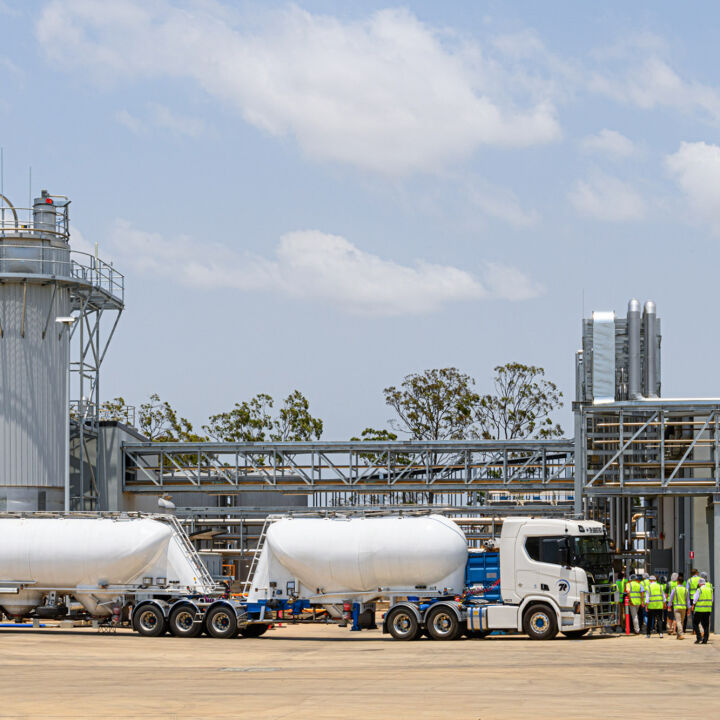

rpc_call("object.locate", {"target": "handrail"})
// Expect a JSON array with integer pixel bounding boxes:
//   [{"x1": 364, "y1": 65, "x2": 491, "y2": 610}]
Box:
[
  {"x1": 0, "y1": 203, "x2": 69, "y2": 240},
  {"x1": 0, "y1": 243, "x2": 124, "y2": 301}
]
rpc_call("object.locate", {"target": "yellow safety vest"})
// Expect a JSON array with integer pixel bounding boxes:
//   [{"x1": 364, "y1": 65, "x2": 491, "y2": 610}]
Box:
[
  {"x1": 615, "y1": 579, "x2": 626, "y2": 602},
  {"x1": 628, "y1": 581, "x2": 643, "y2": 606},
  {"x1": 695, "y1": 586, "x2": 713, "y2": 612},
  {"x1": 689, "y1": 576, "x2": 700, "y2": 593},
  {"x1": 673, "y1": 585, "x2": 687, "y2": 607},
  {"x1": 647, "y1": 582, "x2": 664, "y2": 610}
]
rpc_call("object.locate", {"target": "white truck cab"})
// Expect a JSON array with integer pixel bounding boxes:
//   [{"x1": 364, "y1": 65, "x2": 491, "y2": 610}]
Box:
[{"x1": 463, "y1": 517, "x2": 615, "y2": 640}]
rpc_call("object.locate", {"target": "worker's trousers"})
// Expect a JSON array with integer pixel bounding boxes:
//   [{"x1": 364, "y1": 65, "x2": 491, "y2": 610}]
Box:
[
  {"x1": 694, "y1": 612, "x2": 711, "y2": 643},
  {"x1": 673, "y1": 607, "x2": 686, "y2": 637},
  {"x1": 628, "y1": 604, "x2": 640, "y2": 633},
  {"x1": 646, "y1": 608, "x2": 663, "y2": 636}
]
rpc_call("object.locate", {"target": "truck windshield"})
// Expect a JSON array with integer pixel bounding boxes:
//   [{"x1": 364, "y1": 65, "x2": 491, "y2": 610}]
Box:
[{"x1": 573, "y1": 536, "x2": 612, "y2": 582}]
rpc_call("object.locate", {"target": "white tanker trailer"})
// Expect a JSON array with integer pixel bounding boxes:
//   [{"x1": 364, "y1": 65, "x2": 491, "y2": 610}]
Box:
[
  {"x1": 241, "y1": 513, "x2": 617, "y2": 640},
  {"x1": 0, "y1": 512, "x2": 250, "y2": 638}
]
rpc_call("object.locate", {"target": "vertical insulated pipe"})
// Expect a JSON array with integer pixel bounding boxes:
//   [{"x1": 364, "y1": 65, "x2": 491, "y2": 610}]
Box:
[
  {"x1": 627, "y1": 298, "x2": 642, "y2": 399},
  {"x1": 644, "y1": 300, "x2": 658, "y2": 398}
]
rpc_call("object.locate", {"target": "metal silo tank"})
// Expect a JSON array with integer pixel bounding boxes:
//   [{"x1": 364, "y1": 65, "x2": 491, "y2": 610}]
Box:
[{"x1": 0, "y1": 192, "x2": 70, "y2": 510}]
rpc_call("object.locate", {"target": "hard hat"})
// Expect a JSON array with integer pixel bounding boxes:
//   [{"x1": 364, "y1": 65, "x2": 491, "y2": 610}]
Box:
[
  {"x1": 700, "y1": 571, "x2": 708, "y2": 580},
  {"x1": 649, "y1": 575, "x2": 656, "y2": 581},
  {"x1": 698, "y1": 578, "x2": 706, "y2": 586},
  {"x1": 671, "y1": 572, "x2": 678, "y2": 581}
]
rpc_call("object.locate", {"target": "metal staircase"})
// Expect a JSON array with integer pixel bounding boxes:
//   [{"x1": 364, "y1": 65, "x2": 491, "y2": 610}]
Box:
[
  {"x1": 165, "y1": 514, "x2": 218, "y2": 592},
  {"x1": 241, "y1": 515, "x2": 274, "y2": 596}
]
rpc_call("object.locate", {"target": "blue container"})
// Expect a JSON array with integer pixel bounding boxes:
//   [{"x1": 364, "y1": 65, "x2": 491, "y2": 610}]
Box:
[{"x1": 465, "y1": 551, "x2": 502, "y2": 603}]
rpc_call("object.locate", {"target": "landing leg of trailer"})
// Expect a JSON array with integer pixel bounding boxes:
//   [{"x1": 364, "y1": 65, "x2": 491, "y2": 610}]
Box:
[{"x1": 351, "y1": 603, "x2": 361, "y2": 631}]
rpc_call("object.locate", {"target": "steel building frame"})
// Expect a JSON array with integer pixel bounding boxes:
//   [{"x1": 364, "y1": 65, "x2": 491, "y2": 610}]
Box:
[{"x1": 575, "y1": 401, "x2": 720, "y2": 499}]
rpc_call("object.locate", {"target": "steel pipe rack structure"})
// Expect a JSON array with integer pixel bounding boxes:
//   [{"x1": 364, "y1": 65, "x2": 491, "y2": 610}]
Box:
[{"x1": 122, "y1": 439, "x2": 575, "y2": 495}]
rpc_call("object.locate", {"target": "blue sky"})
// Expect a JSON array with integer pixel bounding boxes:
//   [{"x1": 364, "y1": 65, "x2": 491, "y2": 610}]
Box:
[{"x1": 2, "y1": 1, "x2": 720, "y2": 437}]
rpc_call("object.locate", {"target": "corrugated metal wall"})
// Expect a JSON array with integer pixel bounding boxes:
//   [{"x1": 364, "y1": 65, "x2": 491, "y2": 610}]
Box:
[{"x1": 0, "y1": 281, "x2": 69, "y2": 488}]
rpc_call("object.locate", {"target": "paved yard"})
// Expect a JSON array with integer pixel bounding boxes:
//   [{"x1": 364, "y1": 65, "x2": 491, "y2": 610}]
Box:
[{"x1": 0, "y1": 624, "x2": 716, "y2": 719}]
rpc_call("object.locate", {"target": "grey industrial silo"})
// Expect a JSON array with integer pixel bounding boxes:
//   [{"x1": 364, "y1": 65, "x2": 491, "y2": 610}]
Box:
[{"x1": 0, "y1": 190, "x2": 73, "y2": 510}]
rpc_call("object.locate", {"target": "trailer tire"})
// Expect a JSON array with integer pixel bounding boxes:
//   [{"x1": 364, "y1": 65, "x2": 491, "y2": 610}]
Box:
[
  {"x1": 562, "y1": 629, "x2": 589, "y2": 639},
  {"x1": 205, "y1": 606, "x2": 239, "y2": 639},
  {"x1": 386, "y1": 607, "x2": 420, "y2": 641},
  {"x1": 523, "y1": 604, "x2": 558, "y2": 640},
  {"x1": 239, "y1": 623, "x2": 270, "y2": 638},
  {"x1": 169, "y1": 604, "x2": 203, "y2": 638},
  {"x1": 133, "y1": 604, "x2": 166, "y2": 637},
  {"x1": 426, "y1": 606, "x2": 461, "y2": 641}
]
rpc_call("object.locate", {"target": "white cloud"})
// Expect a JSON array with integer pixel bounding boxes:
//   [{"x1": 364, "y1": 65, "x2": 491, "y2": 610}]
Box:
[
  {"x1": 568, "y1": 173, "x2": 645, "y2": 222},
  {"x1": 480, "y1": 261, "x2": 544, "y2": 301},
  {"x1": 467, "y1": 180, "x2": 539, "y2": 227},
  {"x1": 591, "y1": 53, "x2": 720, "y2": 124},
  {"x1": 115, "y1": 109, "x2": 144, "y2": 134},
  {"x1": 666, "y1": 141, "x2": 720, "y2": 234},
  {"x1": 580, "y1": 129, "x2": 636, "y2": 158},
  {"x1": 115, "y1": 104, "x2": 204, "y2": 137},
  {"x1": 36, "y1": 1, "x2": 560, "y2": 175},
  {"x1": 148, "y1": 103, "x2": 204, "y2": 137},
  {"x1": 103, "y1": 221, "x2": 542, "y2": 315}
]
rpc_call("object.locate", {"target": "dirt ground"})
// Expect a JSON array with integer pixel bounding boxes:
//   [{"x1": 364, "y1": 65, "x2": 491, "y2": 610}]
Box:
[{"x1": 0, "y1": 623, "x2": 717, "y2": 720}]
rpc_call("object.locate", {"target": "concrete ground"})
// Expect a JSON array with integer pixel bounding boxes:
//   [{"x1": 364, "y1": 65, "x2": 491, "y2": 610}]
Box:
[{"x1": 0, "y1": 624, "x2": 717, "y2": 720}]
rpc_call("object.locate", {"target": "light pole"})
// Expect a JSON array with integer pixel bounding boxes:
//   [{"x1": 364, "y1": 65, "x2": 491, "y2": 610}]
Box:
[{"x1": 55, "y1": 316, "x2": 75, "y2": 512}]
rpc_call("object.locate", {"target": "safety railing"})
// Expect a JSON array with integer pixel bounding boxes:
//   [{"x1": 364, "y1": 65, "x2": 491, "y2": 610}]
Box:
[
  {"x1": 0, "y1": 202, "x2": 70, "y2": 240},
  {"x1": 0, "y1": 244, "x2": 124, "y2": 302}
]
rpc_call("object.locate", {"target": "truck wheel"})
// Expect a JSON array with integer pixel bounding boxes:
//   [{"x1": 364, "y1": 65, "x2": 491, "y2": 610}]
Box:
[
  {"x1": 562, "y1": 629, "x2": 589, "y2": 639},
  {"x1": 205, "y1": 606, "x2": 239, "y2": 639},
  {"x1": 133, "y1": 605, "x2": 166, "y2": 637},
  {"x1": 523, "y1": 604, "x2": 558, "y2": 640},
  {"x1": 426, "y1": 606, "x2": 461, "y2": 641},
  {"x1": 386, "y1": 607, "x2": 420, "y2": 641},
  {"x1": 169, "y1": 605, "x2": 203, "y2": 638},
  {"x1": 239, "y1": 623, "x2": 270, "y2": 638}
]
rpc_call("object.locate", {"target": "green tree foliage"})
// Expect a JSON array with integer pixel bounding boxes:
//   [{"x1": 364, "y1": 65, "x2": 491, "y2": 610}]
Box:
[
  {"x1": 138, "y1": 393, "x2": 206, "y2": 442},
  {"x1": 203, "y1": 393, "x2": 274, "y2": 442},
  {"x1": 350, "y1": 427, "x2": 399, "y2": 443},
  {"x1": 203, "y1": 391, "x2": 322, "y2": 443},
  {"x1": 383, "y1": 368, "x2": 478, "y2": 440},
  {"x1": 473, "y1": 362, "x2": 564, "y2": 440},
  {"x1": 98, "y1": 396, "x2": 134, "y2": 424},
  {"x1": 272, "y1": 390, "x2": 323, "y2": 441}
]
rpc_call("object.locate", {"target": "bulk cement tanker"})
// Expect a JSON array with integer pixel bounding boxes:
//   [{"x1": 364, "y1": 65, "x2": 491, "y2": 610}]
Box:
[
  {"x1": 240, "y1": 513, "x2": 617, "y2": 641},
  {"x1": 0, "y1": 512, "x2": 250, "y2": 638}
]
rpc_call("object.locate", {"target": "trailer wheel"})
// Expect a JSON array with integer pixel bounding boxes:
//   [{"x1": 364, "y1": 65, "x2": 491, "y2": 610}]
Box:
[
  {"x1": 205, "y1": 606, "x2": 239, "y2": 639},
  {"x1": 562, "y1": 629, "x2": 589, "y2": 639},
  {"x1": 523, "y1": 604, "x2": 558, "y2": 640},
  {"x1": 169, "y1": 605, "x2": 203, "y2": 638},
  {"x1": 386, "y1": 607, "x2": 420, "y2": 641},
  {"x1": 239, "y1": 623, "x2": 270, "y2": 638},
  {"x1": 426, "y1": 606, "x2": 461, "y2": 641},
  {"x1": 133, "y1": 605, "x2": 166, "y2": 637}
]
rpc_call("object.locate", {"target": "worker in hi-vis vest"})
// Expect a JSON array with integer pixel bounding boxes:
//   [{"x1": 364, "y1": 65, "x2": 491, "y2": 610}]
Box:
[
  {"x1": 691, "y1": 578, "x2": 713, "y2": 645},
  {"x1": 645, "y1": 575, "x2": 666, "y2": 638},
  {"x1": 668, "y1": 574, "x2": 688, "y2": 640},
  {"x1": 627, "y1": 574, "x2": 643, "y2": 634},
  {"x1": 666, "y1": 573, "x2": 679, "y2": 634}
]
